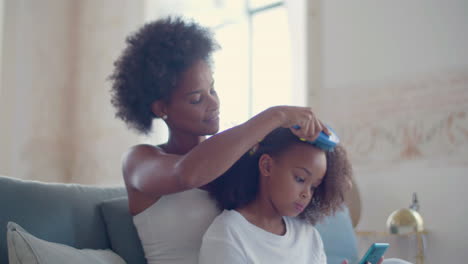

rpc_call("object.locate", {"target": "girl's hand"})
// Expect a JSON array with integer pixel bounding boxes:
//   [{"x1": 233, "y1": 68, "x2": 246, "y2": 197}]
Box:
[
  {"x1": 342, "y1": 256, "x2": 384, "y2": 264},
  {"x1": 268, "y1": 106, "x2": 330, "y2": 142},
  {"x1": 376, "y1": 256, "x2": 384, "y2": 264},
  {"x1": 365, "y1": 256, "x2": 385, "y2": 264}
]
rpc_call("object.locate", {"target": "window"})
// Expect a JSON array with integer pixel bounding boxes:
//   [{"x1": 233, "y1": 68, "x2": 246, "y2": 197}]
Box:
[
  {"x1": 213, "y1": 0, "x2": 292, "y2": 131},
  {"x1": 249, "y1": 2, "x2": 291, "y2": 116}
]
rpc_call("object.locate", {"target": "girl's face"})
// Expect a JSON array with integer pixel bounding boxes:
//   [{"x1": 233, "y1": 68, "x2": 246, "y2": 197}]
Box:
[
  {"x1": 162, "y1": 60, "x2": 220, "y2": 136},
  {"x1": 261, "y1": 143, "x2": 327, "y2": 217}
]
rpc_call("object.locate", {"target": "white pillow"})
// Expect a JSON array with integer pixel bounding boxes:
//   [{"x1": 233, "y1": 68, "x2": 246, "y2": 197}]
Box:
[{"x1": 7, "y1": 222, "x2": 126, "y2": 264}]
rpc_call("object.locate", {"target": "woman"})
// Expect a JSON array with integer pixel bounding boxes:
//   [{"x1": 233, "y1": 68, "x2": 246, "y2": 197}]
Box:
[{"x1": 109, "y1": 16, "x2": 329, "y2": 264}]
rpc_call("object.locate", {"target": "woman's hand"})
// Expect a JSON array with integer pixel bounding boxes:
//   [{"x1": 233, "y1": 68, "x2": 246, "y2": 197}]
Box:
[{"x1": 268, "y1": 106, "x2": 330, "y2": 142}]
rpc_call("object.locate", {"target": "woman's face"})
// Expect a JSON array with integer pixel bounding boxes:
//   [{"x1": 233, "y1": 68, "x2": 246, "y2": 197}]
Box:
[
  {"x1": 164, "y1": 60, "x2": 220, "y2": 135},
  {"x1": 262, "y1": 143, "x2": 327, "y2": 217}
]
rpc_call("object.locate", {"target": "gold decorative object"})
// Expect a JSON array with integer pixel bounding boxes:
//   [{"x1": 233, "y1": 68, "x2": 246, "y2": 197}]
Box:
[
  {"x1": 386, "y1": 208, "x2": 424, "y2": 234},
  {"x1": 386, "y1": 193, "x2": 424, "y2": 234}
]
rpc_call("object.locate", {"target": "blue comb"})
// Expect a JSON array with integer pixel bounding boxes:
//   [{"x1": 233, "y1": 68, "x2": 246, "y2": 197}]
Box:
[{"x1": 292, "y1": 125, "x2": 340, "y2": 151}]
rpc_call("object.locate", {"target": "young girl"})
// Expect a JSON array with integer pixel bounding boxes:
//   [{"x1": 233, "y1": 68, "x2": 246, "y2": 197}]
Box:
[{"x1": 199, "y1": 128, "x2": 371, "y2": 264}]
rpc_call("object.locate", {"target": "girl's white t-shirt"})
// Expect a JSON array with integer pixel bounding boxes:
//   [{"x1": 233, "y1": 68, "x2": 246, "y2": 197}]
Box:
[{"x1": 199, "y1": 209, "x2": 327, "y2": 264}]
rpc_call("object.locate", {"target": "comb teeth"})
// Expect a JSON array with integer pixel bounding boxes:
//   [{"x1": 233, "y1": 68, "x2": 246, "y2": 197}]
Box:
[{"x1": 292, "y1": 125, "x2": 340, "y2": 151}]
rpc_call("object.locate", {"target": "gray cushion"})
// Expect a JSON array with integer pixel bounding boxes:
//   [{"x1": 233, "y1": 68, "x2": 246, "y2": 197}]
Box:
[
  {"x1": 100, "y1": 197, "x2": 147, "y2": 264},
  {"x1": 7, "y1": 222, "x2": 126, "y2": 264},
  {"x1": 0, "y1": 175, "x2": 126, "y2": 264}
]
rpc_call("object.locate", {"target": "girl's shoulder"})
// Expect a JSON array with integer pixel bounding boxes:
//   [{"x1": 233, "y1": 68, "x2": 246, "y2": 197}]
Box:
[
  {"x1": 208, "y1": 210, "x2": 241, "y2": 229},
  {"x1": 204, "y1": 210, "x2": 244, "y2": 238}
]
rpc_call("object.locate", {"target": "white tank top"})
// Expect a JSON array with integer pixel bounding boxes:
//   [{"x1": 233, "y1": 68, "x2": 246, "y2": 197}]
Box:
[{"x1": 133, "y1": 188, "x2": 221, "y2": 264}]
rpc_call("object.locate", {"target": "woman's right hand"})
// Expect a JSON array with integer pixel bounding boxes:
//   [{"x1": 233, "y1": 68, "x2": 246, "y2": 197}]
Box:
[{"x1": 268, "y1": 106, "x2": 330, "y2": 142}]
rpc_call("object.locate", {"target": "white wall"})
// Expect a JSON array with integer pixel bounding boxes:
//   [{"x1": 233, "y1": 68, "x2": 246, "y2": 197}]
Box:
[
  {"x1": 0, "y1": 0, "x2": 144, "y2": 185},
  {"x1": 320, "y1": 0, "x2": 468, "y2": 263},
  {"x1": 0, "y1": 0, "x2": 76, "y2": 182},
  {"x1": 68, "y1": 0, "x2": 145, "y2": 184}
]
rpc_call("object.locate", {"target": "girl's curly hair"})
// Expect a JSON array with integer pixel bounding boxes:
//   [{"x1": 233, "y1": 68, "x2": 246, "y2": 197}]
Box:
[
  {"x1": 208, "y1": 128, "x2": 353, "y2": 225},
  {"x1": 109, "y1": 17, "x2": 219, "y2": 134}
]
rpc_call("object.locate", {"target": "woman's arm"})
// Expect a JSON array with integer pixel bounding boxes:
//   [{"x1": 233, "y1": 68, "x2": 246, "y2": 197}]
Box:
[{"x1": 123, "y1": 106, "x2": 327, "y2": 197}]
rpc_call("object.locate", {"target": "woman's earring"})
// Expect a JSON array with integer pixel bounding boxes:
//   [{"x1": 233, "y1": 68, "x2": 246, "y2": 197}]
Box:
[{"x1": 162, "y1": 115, "x2": 168, "y2": 120}]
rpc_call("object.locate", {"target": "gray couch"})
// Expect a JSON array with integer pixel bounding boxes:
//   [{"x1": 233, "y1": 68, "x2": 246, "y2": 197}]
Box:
[{"x1": 0, "y1": 175, "x2": 360, "y2": 264}]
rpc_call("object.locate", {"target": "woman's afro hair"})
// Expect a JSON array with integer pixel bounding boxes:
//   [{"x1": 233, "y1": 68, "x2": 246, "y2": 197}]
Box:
[{"x1": 109, "y1": 16, "x2": 219, "y2": 134}]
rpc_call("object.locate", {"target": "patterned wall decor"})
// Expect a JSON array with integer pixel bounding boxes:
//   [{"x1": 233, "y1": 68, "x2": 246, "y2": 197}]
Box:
[{"x1": 321, "y1": 69, "x2": 468, "y2": 168}]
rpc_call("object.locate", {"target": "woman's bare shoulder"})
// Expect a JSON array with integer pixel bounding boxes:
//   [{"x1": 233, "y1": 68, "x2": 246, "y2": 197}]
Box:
[
  {"x1": 122, "y1": 142, "x2": 189, "y2": 199},
  {"x1": 123, "y1": 144, "x2": 173, "y2": 214},
  {"x1": 128, "y1": 143, "x2": 164, "y2": 155},
  {"x1": 125, "y1": 143, "x2": 171, "y2": 163},
  {"x1": 122, "y1": 144, "x2": 165, "y2": 180}
]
